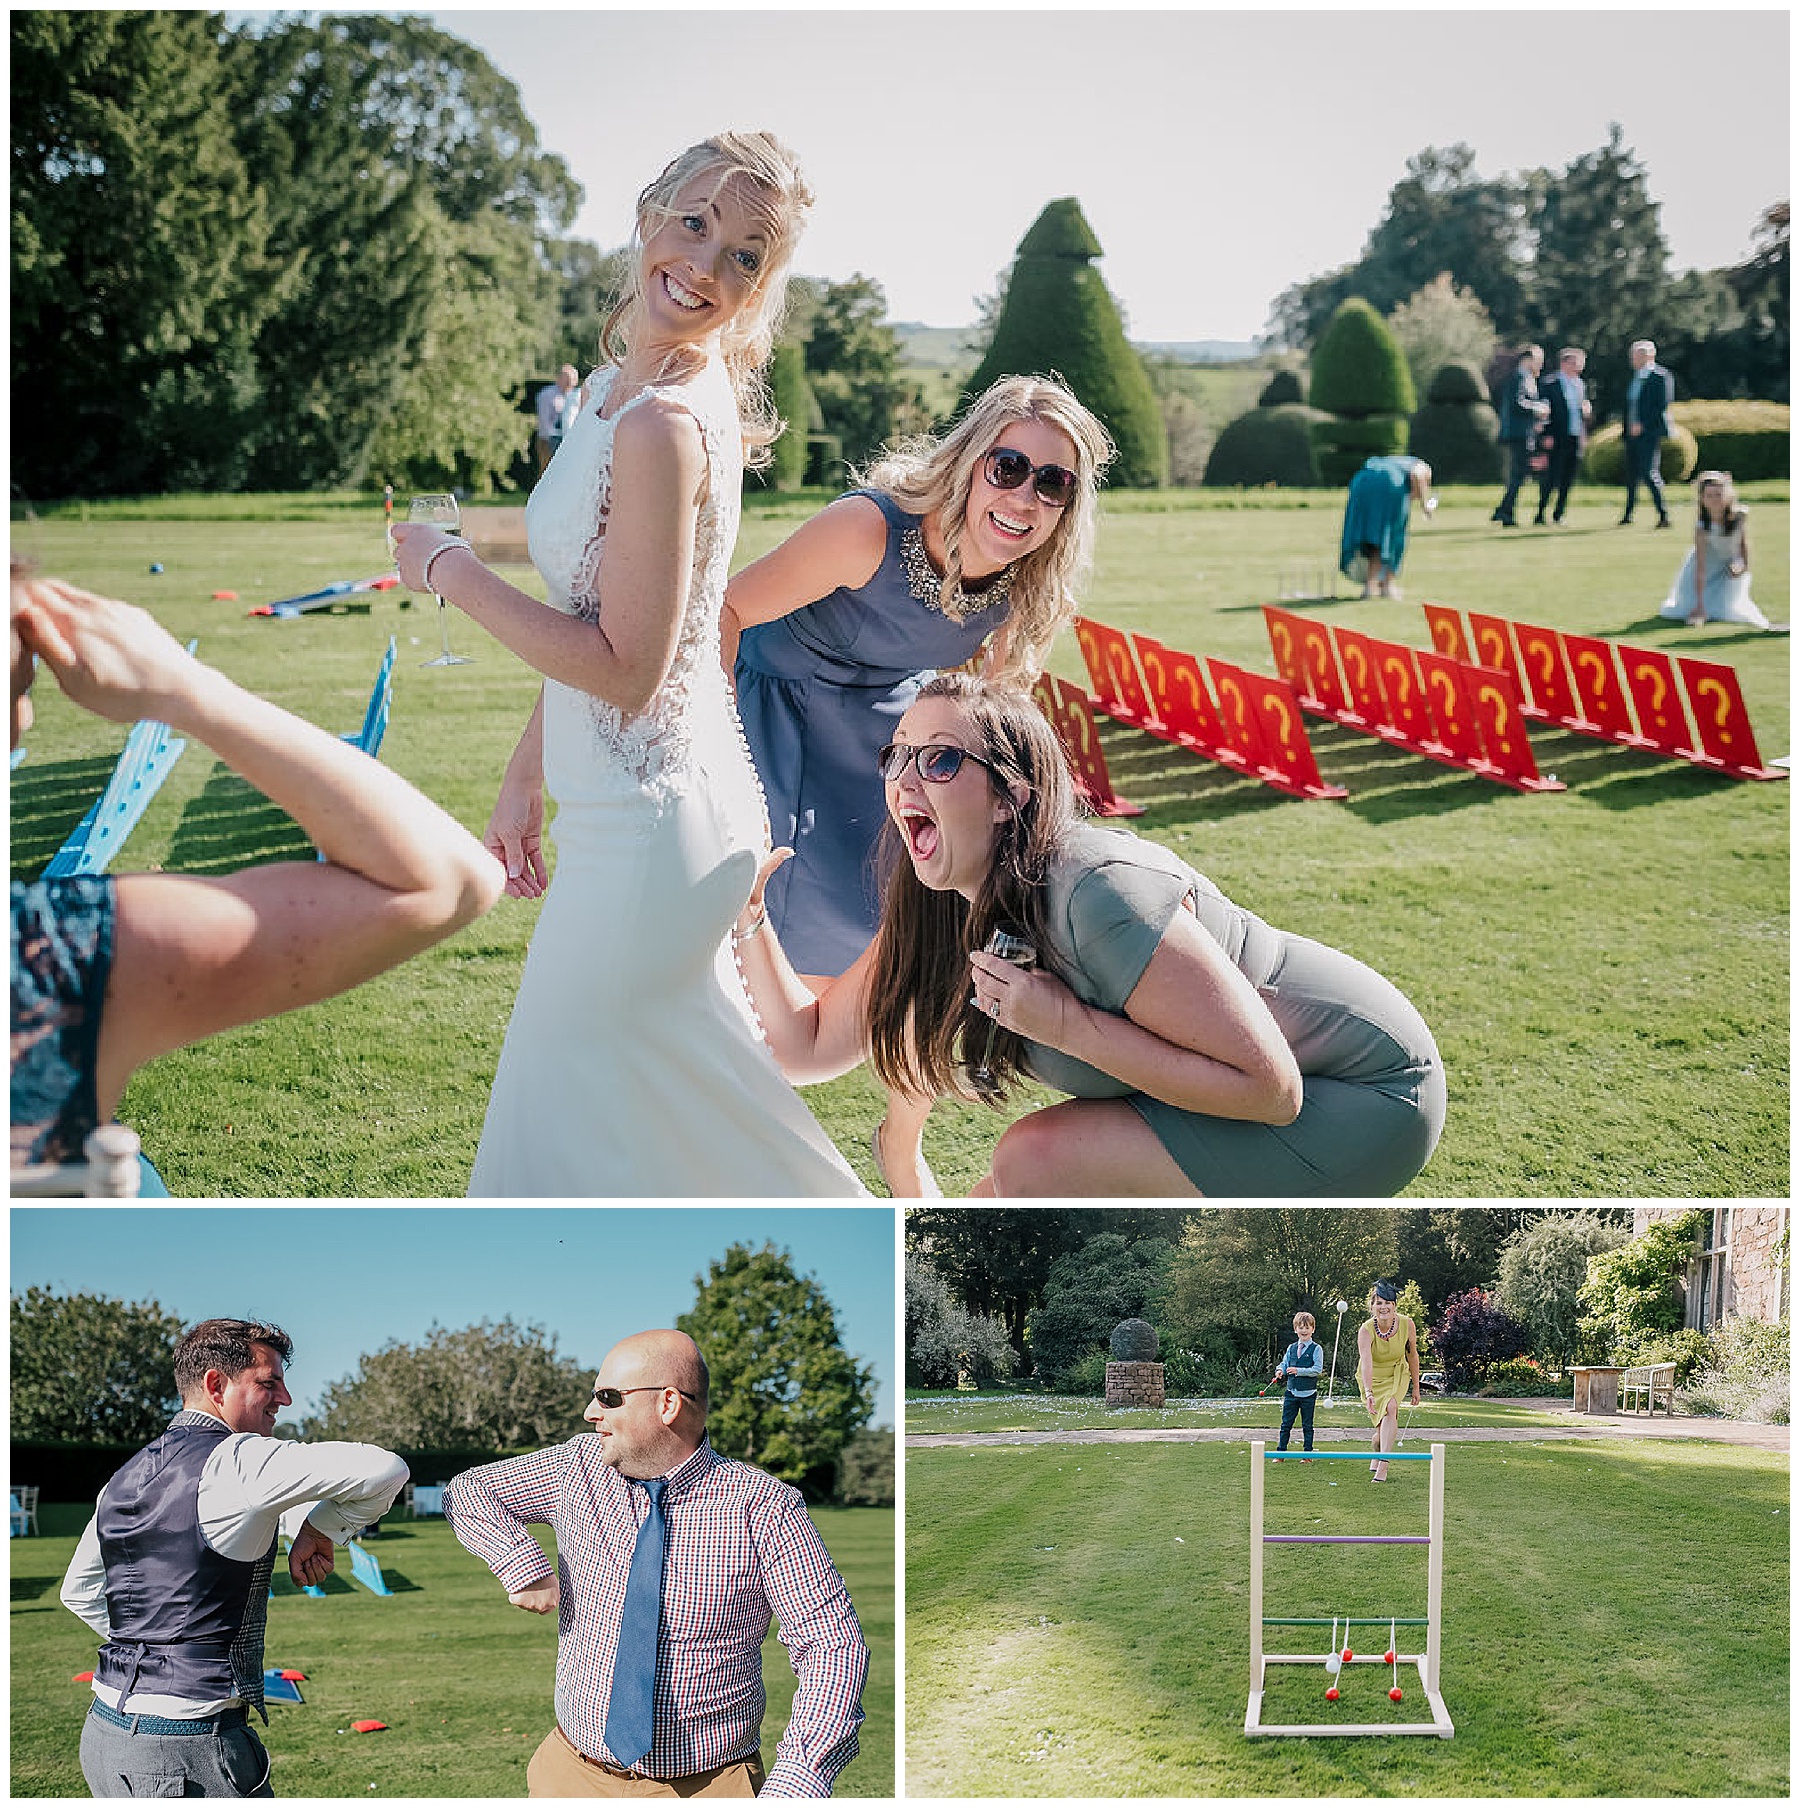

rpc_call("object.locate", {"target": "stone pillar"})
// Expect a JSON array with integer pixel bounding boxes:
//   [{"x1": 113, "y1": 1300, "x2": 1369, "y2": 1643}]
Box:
[{"x1": 1105, "y1": 1360, "x2": 1166, "y2": 1407}]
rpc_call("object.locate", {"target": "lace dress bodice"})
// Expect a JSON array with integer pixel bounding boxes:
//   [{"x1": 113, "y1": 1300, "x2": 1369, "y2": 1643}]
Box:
[{"x1": 527, "y1": 360, "x2": 744, "y2": 806}]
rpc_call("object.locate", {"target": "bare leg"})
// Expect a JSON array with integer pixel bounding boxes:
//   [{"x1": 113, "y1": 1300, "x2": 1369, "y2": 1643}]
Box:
[
  {"x1": 1372, "y1": 1398, "x2": 1397, "y2": 1480},
  {"x1": 874, "y1": 1088, "x2": 940, "y2": 1198},
  {"x1": 986, "y1": 1098, "x2": 1199, "y2": 1197}
]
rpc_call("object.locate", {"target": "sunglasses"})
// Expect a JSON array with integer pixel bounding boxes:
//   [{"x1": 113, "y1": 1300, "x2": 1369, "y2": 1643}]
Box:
[
  {"x1": 982, "y1": 447, "x2": 1078, "y2": 509},
  {"x1": 591, "y1": 1385, "x2": 698, "y2": 1408},
  {"x1": 878, "y1": 741, "x2": 1004, "y2": 786}
]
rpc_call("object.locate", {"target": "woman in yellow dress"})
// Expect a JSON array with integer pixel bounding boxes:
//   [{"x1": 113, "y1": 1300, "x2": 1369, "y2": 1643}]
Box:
[{"x1": 1356, "y1": 1280, "x2": 1420, "y2": 1481}]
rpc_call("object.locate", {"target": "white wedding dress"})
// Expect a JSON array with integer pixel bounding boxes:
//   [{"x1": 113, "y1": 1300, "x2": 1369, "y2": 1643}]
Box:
[{"x1": 468, "y1": 359, "x2": 864, "y2": 1196}]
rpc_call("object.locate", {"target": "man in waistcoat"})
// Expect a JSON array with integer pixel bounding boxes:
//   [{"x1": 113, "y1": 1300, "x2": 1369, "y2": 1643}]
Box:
[
  {"x1": 61, "y1": 1319, "x2": 409, "y2": 1797},
  {"x1": 1533, "y1": 347, "x2": 1592, "y2": 525},
  {"x1": 1491, "y1": 344, "x2": 1550, "y2": 528}
]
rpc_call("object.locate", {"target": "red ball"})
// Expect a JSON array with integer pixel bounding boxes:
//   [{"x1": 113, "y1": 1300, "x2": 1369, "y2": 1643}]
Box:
[
  {"x1": 1389, "y1": 1686, "x2": 1404, "y2": 1702},
  {"x1": 1384, "y1": 1649, "x2": 1396, "y2": 1665},
  {"x1": 1325, "y1": 1686, "x2": 1340, "y2": 1702},
  {"x1": 1342, "y1": 1646, "x2": 1354, "y2": 1663}
]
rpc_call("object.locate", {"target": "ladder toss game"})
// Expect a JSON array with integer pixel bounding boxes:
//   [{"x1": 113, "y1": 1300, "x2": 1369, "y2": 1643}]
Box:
[{"x1": 1245, "y1": 1439, "x2": 1454, "y2": 1739}]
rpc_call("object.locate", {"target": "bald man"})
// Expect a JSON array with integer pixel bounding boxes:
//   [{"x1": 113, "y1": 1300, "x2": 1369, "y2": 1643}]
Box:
[{"x1": 446, "y1": 1331, "x2": 867, "y2": 1798}]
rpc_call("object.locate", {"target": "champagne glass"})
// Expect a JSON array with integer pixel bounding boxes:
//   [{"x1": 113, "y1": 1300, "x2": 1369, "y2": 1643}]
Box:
[
  {"x1": 969, "y1": 927, "x2": 1037, "y2": 1097},
  {"x1": 394, "y1": 493, "x2": 472, "y2": 668}
]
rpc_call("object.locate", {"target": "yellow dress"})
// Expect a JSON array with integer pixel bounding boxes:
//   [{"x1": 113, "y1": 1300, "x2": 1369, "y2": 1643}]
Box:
[{"x1": 1364, "y1": 1313, "x2": 1414, "y2": 1423}]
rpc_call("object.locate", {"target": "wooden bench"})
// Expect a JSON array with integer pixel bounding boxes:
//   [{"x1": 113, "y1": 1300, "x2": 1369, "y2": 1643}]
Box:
[{"x1": 1618, "y1": 1361, "x2": 1676, "y2": 1415}]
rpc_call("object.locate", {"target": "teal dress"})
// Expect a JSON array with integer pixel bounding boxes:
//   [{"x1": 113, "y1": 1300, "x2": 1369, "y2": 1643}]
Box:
[
  {"x1": 1340, "y1": 456, "x2": 1422, "y2": 583},
  {"x1": 1020, "y1": 824, "x2": 1445, "y2": 1196}
]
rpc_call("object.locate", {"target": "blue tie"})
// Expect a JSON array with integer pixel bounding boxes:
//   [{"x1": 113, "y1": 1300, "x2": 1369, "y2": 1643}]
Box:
[{"x1": 604, "y1": 1477, "x2": 666, "y2": 1770}]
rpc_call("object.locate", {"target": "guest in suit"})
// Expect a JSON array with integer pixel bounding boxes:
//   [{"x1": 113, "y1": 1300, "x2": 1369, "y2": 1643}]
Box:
[
  {"x1": 1620, "y1": 338, "x2": 1674, "y2": 527},
  {"x1": 1533, "y1": 347, "x2": 1592, "y2": 525},
  {"x1": 1491, "y1": 345, "x2": 1549, "y2": 527}
]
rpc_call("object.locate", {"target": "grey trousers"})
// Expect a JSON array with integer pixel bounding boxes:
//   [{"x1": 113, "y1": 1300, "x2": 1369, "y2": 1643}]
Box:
[{"x1": 80, "y1": 1704, "x2": 274, "y2": 1798}]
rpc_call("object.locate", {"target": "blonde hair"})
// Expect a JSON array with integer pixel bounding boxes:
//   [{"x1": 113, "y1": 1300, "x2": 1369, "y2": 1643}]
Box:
[
  {"x1": 600, "y1": 132, "x2": 813, "y2": 471},
  {"x1": 1294, "y1": 1312, "x2": 1316, "y2": 1332},
  {"x1": 860, "y1": 374, "x2": 1115, "y2": 682}
]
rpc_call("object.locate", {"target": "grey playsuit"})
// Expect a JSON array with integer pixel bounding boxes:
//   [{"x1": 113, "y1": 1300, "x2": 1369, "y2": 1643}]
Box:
[{"x1": 1021, "y1": 824, "x2": 1445, "y2": 1196}]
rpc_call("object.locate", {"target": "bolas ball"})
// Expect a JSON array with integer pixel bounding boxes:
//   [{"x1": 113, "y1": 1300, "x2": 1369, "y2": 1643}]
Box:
[
  {"x1": 1389, "y1": 1685, "x2": 1404, "y2": 1702},
  {"x1": 1325, "y1": 1686, "x2": 1340, "y2": 1702},
  {"x1": 1342, "y1": 1646, "x2": 1354, "y2": 1663},
  {"x1": 1384, "y1": 1649, "x2": 1396, "y2": 1665}
]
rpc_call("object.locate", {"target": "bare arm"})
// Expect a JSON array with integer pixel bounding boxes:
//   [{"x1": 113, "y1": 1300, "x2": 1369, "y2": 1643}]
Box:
[
  {"x1": 485, "y1": 689, "x2": 549, "y2": 898},
  {"x1": 972, "y1": 905, "x2": 1304, "y2": 1124},
  {"x1": 16, "y1": 581, "x2": 502, "y2": 1116},
  {"x1": 1357, "y1": 1323, "x2": 1374, "y2": 1403},
  {"x1": 730, "y1": 851, "x2": 876, "y2": 1084},
  {"x1": 395, "y1": 398, "x2": 708, "y2": 718},
  {"x1": 725, "y1": 494, "x2": 889, "y2": 632},
  {"x1": 1407, "y1": 1321, "x2": 1421, "y2": 1401}
]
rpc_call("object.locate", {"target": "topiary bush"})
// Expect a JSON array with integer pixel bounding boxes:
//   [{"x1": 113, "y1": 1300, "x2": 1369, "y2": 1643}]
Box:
[
  {"x1": 1477, "y1": 1357, "x2": 1572, "y2": 1398},
  {"x1": 1583, "y1": 421, "x2": 1700, "y2": 487},
  {"x1": 765, "y1": 338, "x2": 812, "y2": 491},
  {"x1": 965, "y1": 197, "x2": 1167, "y2": 486},
  {"x1": 1669, "y1": 399, "x2": 1790, "y2": 481},
  {"x1": 1109, "y1": 1317, "x2": 1160, "y2": 1362},
  {"x1": 1409, "y1": 397, "x2": 1502, "y2": 484},
  {"x1": 1308, "y1": 298, "x2": 1415, "y2": 485},
  {"x1": 1258, "y1": 369, "x2": 1305, "y2": 407},
  {"x1": 1202, "y1": 402, "x2": 1327, "y2": 486},
  {"x1": 1428, "y1": 359, "x2": 1491, "y2": 406}
]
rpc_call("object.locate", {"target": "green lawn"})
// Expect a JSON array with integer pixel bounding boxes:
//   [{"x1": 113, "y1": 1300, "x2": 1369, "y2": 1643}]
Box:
[
  {"x1": 905, "y1": 1437, "x2": 1788, "y2": 1795},
  {"x1": 905, "y1": 1392, "x2": 1574, "y2": 1437},
  {"x1": 10, "y1": 1500, "x2": 892, "y2": 1797},
  {"x1": 11, "y1": 481, "x2": 1787, "y2": 1195}
]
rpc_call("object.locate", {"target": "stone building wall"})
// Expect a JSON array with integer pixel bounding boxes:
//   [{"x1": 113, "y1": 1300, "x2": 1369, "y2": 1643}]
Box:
[{"x1": 1634, "y1": 1206, "x2": 1789, "y2": 1326}]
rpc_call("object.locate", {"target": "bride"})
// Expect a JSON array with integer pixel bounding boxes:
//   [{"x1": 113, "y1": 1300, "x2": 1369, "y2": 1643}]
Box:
[{"x1": 394, "y1": 132, "x2": 862, "y2": 1196}]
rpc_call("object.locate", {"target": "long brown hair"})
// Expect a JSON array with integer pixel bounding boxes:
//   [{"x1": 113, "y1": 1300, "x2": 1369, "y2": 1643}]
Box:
[
  {"x1": 864, "y1": 674, "x2": 1084, "y2": 1103},
  {"x1": 599, "y1": 132, "x2": 812, "y2": 471},
  {"x1": 859, "y1": 375, "x2": 1115, "y2": 682}
]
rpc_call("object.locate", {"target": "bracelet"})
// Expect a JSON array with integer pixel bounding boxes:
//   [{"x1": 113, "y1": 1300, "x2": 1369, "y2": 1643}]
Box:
[
  {"x1": 421, "y1": 539, "x2": 468, "y2": 595},
  {"x1": 732, "y1": 911, "x2": 767, "y2": 945}
]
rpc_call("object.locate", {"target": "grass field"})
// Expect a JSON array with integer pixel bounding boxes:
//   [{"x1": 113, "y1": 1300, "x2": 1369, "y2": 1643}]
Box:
[
  {"x1": 10, "y1": 479, "x2": 1787, "y2": 1196},
  {"x1": 904, "y1": 1433, "x2": 1788, "y2": 1795},
  {"x1": 905, "y1": 1392, "x2": 1576, "y2": 1437},
  {"x1": 10, "y1": 1500, "x2": 893, "y2": 1797}
]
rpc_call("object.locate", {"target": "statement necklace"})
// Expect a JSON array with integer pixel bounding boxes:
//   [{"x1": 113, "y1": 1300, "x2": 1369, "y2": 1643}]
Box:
[
  {"x1": 1375, "y1": 1318, "x2": 1398, "y2": 1340},
  {"x1": 900, "y1": 526, "x2": 1014, "y2": 623}
]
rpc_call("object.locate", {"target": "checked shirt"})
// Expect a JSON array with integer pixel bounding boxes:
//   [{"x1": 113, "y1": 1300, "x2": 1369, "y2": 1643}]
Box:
[{"x1": 446, "y1": 1436, "x2": 866, "y2": 1796}]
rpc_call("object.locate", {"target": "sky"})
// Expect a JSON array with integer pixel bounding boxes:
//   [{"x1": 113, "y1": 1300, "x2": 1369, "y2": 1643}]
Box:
[
  {"x1": 418, "y1": 5, "x2": 1790, "y2": 343},
  {"x1": 9, "y1": 1205, "x2": 897, "y2": 1428}
]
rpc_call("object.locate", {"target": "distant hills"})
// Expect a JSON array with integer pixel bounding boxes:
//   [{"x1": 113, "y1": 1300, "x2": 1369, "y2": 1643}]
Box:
[{"x1": 892, "y1": 322, "x2": 1259, "y2": 368}]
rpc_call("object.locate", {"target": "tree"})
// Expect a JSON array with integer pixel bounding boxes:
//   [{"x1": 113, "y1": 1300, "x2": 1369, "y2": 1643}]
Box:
[
  {"x1": 1525, "y1": 126, "x2": 1669, "y2": 423},
  {"x1": 11, "y1": 1288, "x2": 184, "y2": 1445},
  {"x1": 304, "y1": 1318, "x2": 592, "y2": 1450},
  {"x1": 802, "y1": 273, "x2": 915, "y2": 470},
  {"x1": 1432, "y1": 1287, "x2": 1530, "y2": 1389},
  {"x1": 1160, "y1": 1209, "x2": 1401, "y2": 1364},
  {"x1": 1307, "y1": 298, "x2": 1415, "y2": 484},
  {"x1": 1022, "y1": 1234, "x2": 1175, "y2": 1389},
  {"x1": 964, "y1": 197, "x2": 1167, "y2": 486},
  {"x1": 1387, "y1": 273, "x2": 1497, "y2": 404},
  {"x1": 677, "y1": 1242, "x2": 874, "y2": 1493},
  {"x1": 11, "y1": 10, "x2": 281, "y2": 496},
  {"x1": 1495, "y1": 1211, "x2": 1628, "y2": 1368},
  {"x1": 905, "y1": 1256, "x2": 1015, "y2": 1389},
  {"x1": 1395, "y1": 1209, "x2": 1541, "y2": 1320},
  {"x1": 1578, "y1": 1209, "x2": 1707, "y2": 1355},
  {"x1": 835, "y1": 1427, "x2": 895, "y2": 1506},
  {"x1": 766, "y1": 338, "x2": 814, "y2": 491}
]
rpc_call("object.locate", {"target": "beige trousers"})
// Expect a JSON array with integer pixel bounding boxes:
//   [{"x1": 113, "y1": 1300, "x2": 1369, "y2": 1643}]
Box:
[{"x1": 526, "y1": 1725, "x2": 764, "y2": 1798}]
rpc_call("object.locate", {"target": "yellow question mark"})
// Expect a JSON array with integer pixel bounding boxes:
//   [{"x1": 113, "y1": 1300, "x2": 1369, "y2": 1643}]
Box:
[
  {"x1": 1384, "y1": 658, "x2": 1413, "y2": 705},
  {"x1": 1693, "y1": 677, "x2": 1734, "y2": 742},
  {"x1": 1428, "y1": 668, "x2": 1458, "y2": 721},
  {"x1": 1477, "y1": 684, "x2": 1512, "y2": 749},
  {"x1": 1632, "y1": 661, "x2": 1668, "y2": 715},
  {"x1": 1478, "y1": 626, "x2": 1506, "y2": 667},
  {"x1": 1263, "y1": 694, "x2": 1294, "y2": 750},
  {"x1": 1576, "y1": 650, "x2": 1609, "y2": 697},
  {"x1": 1344, "y1": 642, "x2": 1369, "y2": 689}
]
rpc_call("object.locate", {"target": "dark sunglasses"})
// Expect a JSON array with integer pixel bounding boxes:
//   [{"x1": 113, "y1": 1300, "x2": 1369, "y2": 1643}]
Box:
[
  {"x1": 878, "y1": 741, "x2": 1004, "y2": 786},
  {"x1": 591, "y1": 1385, "x2": 698, "y2": 1408},
  {"x1": 982, "y1": 446, "x2": 1078, "y2": 508}
]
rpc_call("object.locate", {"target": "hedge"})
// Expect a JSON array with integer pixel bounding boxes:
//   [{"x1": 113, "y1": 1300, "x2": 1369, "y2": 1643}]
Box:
[
  {"x1": 1202, "y1": 402, "x2": 1326, "y2": 486},
  {"x1": 1584, "y1": 422, "x2": 1701, "y2": 488},
  {"x1": 1310, "y1": 411, "x2": 1409, "y2": 486},
  {"x1": 1668, "y1": 399, "x2": 1790, "y2": 482}
]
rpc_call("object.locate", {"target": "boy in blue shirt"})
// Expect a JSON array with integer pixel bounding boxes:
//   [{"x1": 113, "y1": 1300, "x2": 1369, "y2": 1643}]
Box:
[{"x1": 1276, "y1": 1310, "x2": 1324, "y2": 1455}]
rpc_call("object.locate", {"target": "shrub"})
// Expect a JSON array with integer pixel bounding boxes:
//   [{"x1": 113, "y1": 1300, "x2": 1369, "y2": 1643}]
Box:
[
  {"x1": 1583, "y1": 421, "x2": 1700, "y2": 487},
  {"x1": 1477, "y1": 1357, "x2": 1572, "y2": 1397},
  {"x1": 1683, "y1": 1317, "x2": 1789, "y2": 1423},
  {"x1": 1669, "y1": 399, "x2": 1790, "y2": 482},
  {"x1": 1310, "y1": 413, "x2": 1409, "y2": 485},
  {"x1": 965, "y1": 196, "x2": 1167, "y2": 486},
  {"x1": 1615, "y1": 1326, "x2": 1712, "y2": 1388},
  {"x1": 1409, "y1": 399, "x2": 1502, "y2": 484},
  {"x1": 1433, "y1": 1287, "x2": 1530, "y2": 1389},
  {"x1": 835, "y1": 1427, "x2": 895, "y2": 1505},
  {"x1": 1062, "y1": 1347, "x2": 1109, "y2": 1395},
  {"x1": 1428, "y1": 358, "x2": 1491, "y2": 406},
  {"x1": 906, "y1": 1254, "x2": 1017, "y2": 1389},
  {"x1": 1258, "y1": 369, "x2": 1305, "y2": 407},
  {"x1": 766, "y1": 339, "x2": 811, "y2": 491},
  {"x1": 1202, "y1": 402, "x2": 1326, "y2": 486},
  {"x1": 1579, "y1": 1209, "x2": 1706, "y2": 1350},
  {"x1": 1395, "y1": 1280, "x2": 1433, "y2": 1369},
  {"x1": 1308, "y1": 298, "x2": 1418, "y2": 417},
  {"x1": 1497, "y1": 1210, "x2": 1630, "y2": 1368}
]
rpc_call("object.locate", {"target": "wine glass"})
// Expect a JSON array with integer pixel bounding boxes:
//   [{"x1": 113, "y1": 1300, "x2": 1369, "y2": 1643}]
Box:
[
  {"x1": 969, "y1": 927, "x2": 1037, "y2": 1097},
  {"x1": 393, "y1": 493, "x2": 472, "y2": 668}
]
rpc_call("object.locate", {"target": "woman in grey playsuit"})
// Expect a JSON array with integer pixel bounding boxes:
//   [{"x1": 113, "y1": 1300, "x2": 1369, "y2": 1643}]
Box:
[{"x1": 728, "y1": 673, "x2": 1445, "y2": 1196}]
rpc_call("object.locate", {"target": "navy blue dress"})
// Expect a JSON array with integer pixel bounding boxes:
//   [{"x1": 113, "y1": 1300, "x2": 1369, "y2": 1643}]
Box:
[{"x1": 735, "y1": 491, "x2": 1012, "y2": 975}]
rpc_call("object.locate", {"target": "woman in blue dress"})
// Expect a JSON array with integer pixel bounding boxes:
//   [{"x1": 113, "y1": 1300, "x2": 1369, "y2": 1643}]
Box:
[
  {"x1": 725, "y1": 374, "x2": 1113, "y2": 1193},
  {"x1": 1339, "y1": 455, "x2": 1435, "y2": 599}
]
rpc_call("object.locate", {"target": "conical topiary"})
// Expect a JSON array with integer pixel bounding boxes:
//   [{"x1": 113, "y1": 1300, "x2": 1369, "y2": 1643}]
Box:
[
  {"x1": 766, "y1": 337, "x2": 812, "y2": 492},
  {"x1": 1407, "y1": 357, "x2": 1502, "y2": 484},
  {"x1": 1308, "y1": 298, "x2": 1415, "y2": 486},
  {"x1": 1109, "y1": 1318, "x2": 1160, "y2": 1362},
  {"x1": 1258, "y1": 369, "x2": 1305, "y2": 408},
  {"x1": 965, "y1": 198, "x2": 1168, "y2": 487}
]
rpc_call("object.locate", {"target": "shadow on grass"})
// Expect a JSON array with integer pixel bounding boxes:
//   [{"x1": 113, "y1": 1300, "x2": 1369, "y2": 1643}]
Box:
[
  {"x1": 11, "y1": 1575, "x2": 56, "y2": 1603},
  {"x1": 167, "y1": 764, "x2": 312, "y2": 873},
  {"x1": 8, "y1": 755, "x2": 119, "y2": 877}
]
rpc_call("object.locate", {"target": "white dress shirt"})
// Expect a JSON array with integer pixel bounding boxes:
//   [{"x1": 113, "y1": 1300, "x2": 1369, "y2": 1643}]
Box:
[{"x1": 62, "y1": 1419, "x2": 408, "y2": 1717}]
